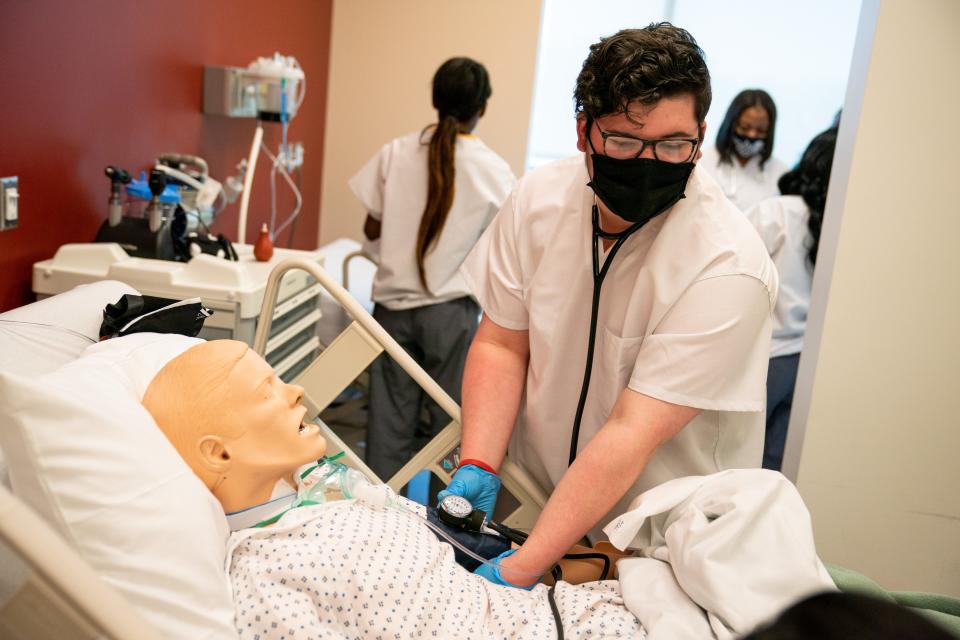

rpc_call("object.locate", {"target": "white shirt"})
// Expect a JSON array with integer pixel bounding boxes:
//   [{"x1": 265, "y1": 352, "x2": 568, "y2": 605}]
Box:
[
  {"x1": 745, "y1": 195, "x2": 813, "y2": 358},
  {"x1": 699, "y1": 145, "x2": 788, "y2": 213},
  {"x1": 349, "y1": 130, "x2": 516, "y2": 310},
  {"x1": 462, "y1": 156, "x2": 778, "y2": 540}
]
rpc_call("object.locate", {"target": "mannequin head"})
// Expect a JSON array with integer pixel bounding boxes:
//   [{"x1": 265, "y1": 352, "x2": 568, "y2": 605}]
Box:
[{"x1": 143, "y1": 340, "x2": 327, "y2": 513}]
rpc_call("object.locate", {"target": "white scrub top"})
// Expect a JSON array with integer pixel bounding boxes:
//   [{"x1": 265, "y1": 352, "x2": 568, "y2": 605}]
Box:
[
  {"x1": 349, "y1": 130, "x2": 516, "y2": 310},
  {"x1": 699, "y1": 145, "x2": 788, "y2": 213},
  {"x1": 462, "y1": 156, "x2": 778, "y2": 540},
  {"x1": 745, "y1": 195, "x2": 813, "y2": 358}
]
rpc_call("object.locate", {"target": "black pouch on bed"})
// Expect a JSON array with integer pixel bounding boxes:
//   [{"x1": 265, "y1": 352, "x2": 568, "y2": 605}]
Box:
[
  {"x1": 425, "y1": 507, "x2": 511, "y2": 571},
  {"x1": 100, "y1": 294, "x2": 213, "y2": 340}
]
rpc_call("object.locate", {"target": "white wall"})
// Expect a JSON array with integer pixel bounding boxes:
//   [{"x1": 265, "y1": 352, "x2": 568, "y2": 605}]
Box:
[
  {"x1": 318, "y1": 0, "x2": 543, "y2": 245},
  {"x1": 788, "y1": 0, "x2": 960, "y2": 597}
]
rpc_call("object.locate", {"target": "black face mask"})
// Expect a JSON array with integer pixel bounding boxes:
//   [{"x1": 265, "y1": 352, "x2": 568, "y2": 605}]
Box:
[{"x1": 587, "y1": 153, "x2": 695, "y2": 226}]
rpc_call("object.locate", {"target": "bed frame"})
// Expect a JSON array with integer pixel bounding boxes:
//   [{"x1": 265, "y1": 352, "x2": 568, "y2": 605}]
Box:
[
  {"x1": 252, "y1": 257, "x2": 548, "y2": 530},
  {"x1": 0, "y1": 258, "x2": 547, "y2": 639},
  {"x1": 0, "y1": 483, "x2": 163, "y2": 640}
]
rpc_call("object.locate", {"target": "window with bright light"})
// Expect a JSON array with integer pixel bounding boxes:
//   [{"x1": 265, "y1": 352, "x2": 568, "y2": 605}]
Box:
[{"x1": 526, "y1": 0, "x2": 861, "y2": 170}]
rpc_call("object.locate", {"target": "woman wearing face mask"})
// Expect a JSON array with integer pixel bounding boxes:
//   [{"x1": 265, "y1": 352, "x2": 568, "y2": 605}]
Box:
[
  {"x1": 700, "y1": 89, "x2": 788, "y2": 212},
  {"x1": 745, "y1": 128, "x2": 837, "y2": 471},
  {"x1": 349, "y1": 57, "x2": 516, "y2": 483}
]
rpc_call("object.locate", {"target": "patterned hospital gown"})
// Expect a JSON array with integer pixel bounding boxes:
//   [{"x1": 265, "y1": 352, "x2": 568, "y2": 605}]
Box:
[{"x1": 227, "y1": 497, "x2": 643, "y2": 639}]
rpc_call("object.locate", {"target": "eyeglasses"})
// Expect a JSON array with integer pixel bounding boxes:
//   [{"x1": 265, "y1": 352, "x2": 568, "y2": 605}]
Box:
[{"x1": 593, "y1": 122, "x2": 699, "y2": 163}]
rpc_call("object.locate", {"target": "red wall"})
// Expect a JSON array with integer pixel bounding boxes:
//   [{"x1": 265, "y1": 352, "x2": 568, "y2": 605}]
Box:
[{"x1": 0, "y1": 0, "x2": 333, "y2": 311}]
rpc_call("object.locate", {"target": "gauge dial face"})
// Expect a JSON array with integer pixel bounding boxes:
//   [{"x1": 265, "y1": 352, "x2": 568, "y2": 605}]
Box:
[{"x1": 439, "y1": 494, "x2": 473, "y2": 519}]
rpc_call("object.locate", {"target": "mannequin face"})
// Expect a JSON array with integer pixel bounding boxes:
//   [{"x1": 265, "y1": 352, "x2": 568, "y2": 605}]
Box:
[
  {"x1": 144, "y1": 340, "x2": 327, "y2": 513},
  {"x1": 217, "y1": 346, "x2": 326, "y2": 480}
]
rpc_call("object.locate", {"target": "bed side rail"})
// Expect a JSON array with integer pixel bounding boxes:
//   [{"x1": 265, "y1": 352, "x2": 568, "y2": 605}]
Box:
[
  {"x1": 0, "y1": 484, "x2": 164, "y2": 640},
  {"x1": 252, "y1": 258, "x2": 547, "y2": 530}
]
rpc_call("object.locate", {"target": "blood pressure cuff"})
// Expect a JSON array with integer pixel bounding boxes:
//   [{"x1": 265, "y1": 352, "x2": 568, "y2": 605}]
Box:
[
  {"x1": 100, "y1": 294, "x2": 212, "y2": 340},
  {"x1": 425, "y1": 507, "x2": 511, "y2": 572}
]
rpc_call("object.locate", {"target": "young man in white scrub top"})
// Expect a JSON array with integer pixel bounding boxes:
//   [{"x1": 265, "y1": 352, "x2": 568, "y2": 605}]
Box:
[{"x1": 438, "y1": 24, "x2": 778, "y2": 588}]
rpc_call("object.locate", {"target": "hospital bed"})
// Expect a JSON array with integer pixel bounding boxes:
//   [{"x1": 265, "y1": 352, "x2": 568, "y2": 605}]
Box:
[
  {"x1": 0, "y1": 257, "x2": 547, "y2": 639},
  {"x1": 2, "y1": 273, "x2": 959, "y2": 640},
  {"x1": 0, "y1": 281, "x2": 163, "y2": 639}
]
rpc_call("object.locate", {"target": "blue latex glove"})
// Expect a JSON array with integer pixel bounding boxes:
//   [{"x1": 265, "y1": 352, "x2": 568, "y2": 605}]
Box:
[
  {"x1": 474, "y1": 549, "x2": 537, "y2": 590},
  {"x1": 436, "y1": 464, "x2": 501, "y2": 516}
]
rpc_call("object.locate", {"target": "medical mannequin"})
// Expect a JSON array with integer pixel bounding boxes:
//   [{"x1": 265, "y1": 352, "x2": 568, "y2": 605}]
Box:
[
  {"x1": 699, "y1": 89, "x2": 788, "y2": 212},
  {"x1": 142, "y1": 339, "x2": 641, "y2": 638},
  {"x1": 144, "y1": 339, "x2": 623, "y2": 570},
  {"x1": 143, "y1": 339, "x2": 327, "y2": 515}
]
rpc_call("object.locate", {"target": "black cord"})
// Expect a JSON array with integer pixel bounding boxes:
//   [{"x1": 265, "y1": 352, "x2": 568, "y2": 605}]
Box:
[
  {"x1": 559, "y1": 552, "x2": 610, "y2": 581},
  {"x1": 487, "y1": 521, "x2": 611, "y2": 580},
  {"x1": 547, "y1": 585, "x2": 564, "y2": 640},
  {"x1": 567, "y1": 205, "x2": 646, "y2": 466},
  {"x1": 486, "y1": 521, "x2": 528, "y2": 546}
]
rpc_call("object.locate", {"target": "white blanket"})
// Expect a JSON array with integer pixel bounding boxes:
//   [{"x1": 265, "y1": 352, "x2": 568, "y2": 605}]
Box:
[
  {"x1": 604, "y1": 469, "x2": 836, "y2": 639},
  {"x1": 226, "y1": 497, "x2": 642, "y2": 639}
]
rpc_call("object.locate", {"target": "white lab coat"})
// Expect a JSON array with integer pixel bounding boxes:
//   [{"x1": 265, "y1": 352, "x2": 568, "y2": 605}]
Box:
[
  {"x1": 699, "y1": 146, "x2": 788, "y2": 213},
  {"x1": 349, "y1": 130, "x2": 515, "y2": 310},
  {"x1": 745, "y1": 195, "x2": 813, "y2": 358},
  {"x1": 462, "y1": 155, "x2": 778, "y2": 540}
]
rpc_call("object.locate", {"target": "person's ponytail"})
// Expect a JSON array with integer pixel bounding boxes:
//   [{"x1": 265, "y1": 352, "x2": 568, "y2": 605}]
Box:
[
  {"x1": 416, "y1": 115, "x2": 459, "y2": 292},
  {"x1": 414, "y1": 57, "x2": 491, "y2": 293}
]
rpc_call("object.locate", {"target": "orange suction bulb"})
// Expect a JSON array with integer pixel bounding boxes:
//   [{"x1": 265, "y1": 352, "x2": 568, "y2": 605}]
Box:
[{"x1": 254, "y1": 224, "x2": 274, "y2": 262}]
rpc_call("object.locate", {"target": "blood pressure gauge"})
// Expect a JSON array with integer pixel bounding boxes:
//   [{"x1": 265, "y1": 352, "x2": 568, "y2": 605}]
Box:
[{"x1": 437, "y1": 494, "x2": 486, "y2": 532}]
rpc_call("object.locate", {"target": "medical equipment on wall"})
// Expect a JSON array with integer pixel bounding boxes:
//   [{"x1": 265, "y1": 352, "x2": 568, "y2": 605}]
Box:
[
  {"x1": 203, "y1": 53, "x2": 306, "y2": 245},
  {"x1": 95, "y1": 154, "x2": 235, "y2": 261},
  {"x1": 235, "y1": 54, "x2": 306, "y2": 245},
  {"x1": 95, "y1": 168, "x2": 184, "y2": 260}
]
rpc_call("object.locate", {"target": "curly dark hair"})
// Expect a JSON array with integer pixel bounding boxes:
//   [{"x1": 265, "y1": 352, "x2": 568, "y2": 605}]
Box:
[
  {"x1": 574, "y1": 23, "x2": 711, "y2": 122},
  {"x1": 778, "y1": 128, "x2": 838, "y2": 267}
]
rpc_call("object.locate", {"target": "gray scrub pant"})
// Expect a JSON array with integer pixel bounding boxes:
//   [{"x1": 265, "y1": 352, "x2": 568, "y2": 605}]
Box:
[
  {"x1": 366, "y1": 297, "x2": 480, "y2": 482},
  {"x1": 763, "y1": 352, "x2": 801, "y2": 471}
]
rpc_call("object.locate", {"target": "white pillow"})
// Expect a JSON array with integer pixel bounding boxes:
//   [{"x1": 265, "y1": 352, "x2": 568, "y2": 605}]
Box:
[
  {"x1": 0, "y1": 332, "x2": 238, "y2": 640},
  {"x1": 0, "y1": 280, "x2": 138, "y2": 488}
]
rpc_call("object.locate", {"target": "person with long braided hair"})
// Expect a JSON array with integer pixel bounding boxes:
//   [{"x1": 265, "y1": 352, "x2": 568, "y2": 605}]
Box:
[
  {"x1": 745, "y1": 127, "x2": 838, "y2": 470},
  {"x1": 349, "y1": 57, "x2": 516, "y2": 482}
]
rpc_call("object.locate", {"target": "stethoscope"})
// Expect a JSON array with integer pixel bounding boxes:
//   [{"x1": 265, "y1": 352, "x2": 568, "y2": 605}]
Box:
[
  {"x1": 437, "y1": 493, "x2": 610, "y2": 640},
  {"x1": 566, "y1": 201, "x2": 647, "y2": 466}
]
